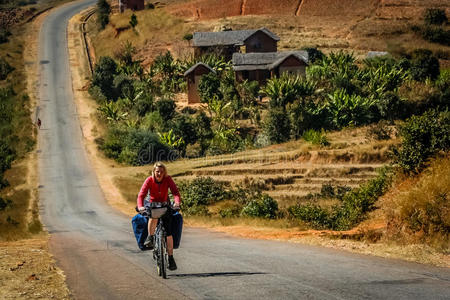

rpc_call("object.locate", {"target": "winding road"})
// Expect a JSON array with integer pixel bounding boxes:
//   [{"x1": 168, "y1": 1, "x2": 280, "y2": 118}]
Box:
[{"x1": 37, "y1": 1, "x2": 450, "y2": 299}]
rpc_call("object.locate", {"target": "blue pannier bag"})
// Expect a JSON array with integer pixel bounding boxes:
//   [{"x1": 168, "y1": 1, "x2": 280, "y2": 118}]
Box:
[
  {"x1": 172, "y1": 211, "x2": 183, "y2": 249},
  {"x1": 131, "y1": 213, "x2": 149, "y2": 251}
]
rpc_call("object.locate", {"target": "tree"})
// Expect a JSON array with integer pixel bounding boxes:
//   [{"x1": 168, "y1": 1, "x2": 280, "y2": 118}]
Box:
[
  {"x1": 91, "y1": 56, "x2": 119, "y2": 100},
  {"x1": 97, "y1": 0, "x2": 110, "y2": 29}
]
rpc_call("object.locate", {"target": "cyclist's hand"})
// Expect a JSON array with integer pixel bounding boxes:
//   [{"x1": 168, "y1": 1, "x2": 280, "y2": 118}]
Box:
[
  {"x1": 173, "y1": 203, "x2": 180, "y2": 211},
  {"x1": 138, "y1": 206, "x2": 146, "y2": 212}
]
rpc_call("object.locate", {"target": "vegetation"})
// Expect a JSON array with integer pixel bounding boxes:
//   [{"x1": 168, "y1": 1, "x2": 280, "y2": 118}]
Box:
[
  {"x1": 0, "y1": 57, "x2": 14, "y2": 80},
  {"x1": 289, "y1": 167, "x2": 393, "y2": 230},
  {"x1": 412, "y1": 8, "x2": 449, "y2": 46},
  {"x1": 97, "y1": 0, "x2": 111, "y2": 29},
  {"x1": 394, "y1": 109, "x2": 450, "y2": 173},
  {"x1": 129, "y1": 13, "x2": 138, "y2": 29},
  {"x1": 386, "y1": 156, "x2": 449, "y2": 250}
]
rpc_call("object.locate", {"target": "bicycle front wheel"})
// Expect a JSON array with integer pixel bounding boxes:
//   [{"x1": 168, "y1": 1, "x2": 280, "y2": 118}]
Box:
[{"x1": 159, "y1": 237, "x2": 167, "y2": 279}]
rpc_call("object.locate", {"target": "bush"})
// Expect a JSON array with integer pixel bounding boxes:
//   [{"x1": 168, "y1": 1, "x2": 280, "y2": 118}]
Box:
[
  {"x1": 178, "y1": 177, "x2": 229, "y2": 215},
  {"x1": 91, "y1": 56, "x2": 119, "y2": 101},
  {"x1": 264, "y1": 107, "x2": 291, "y2": 143},
  {"x1": 262, "y1": 74, "x2": 315, "y2": 108},
  {"x1": 0, "y1": 57, "x2": 14, "y2": 80},
  {"x1": 302, "y1": 129, "x2": 329, "y2": 146},
  {"x1": 410, "y1": 49, "x2": 440, "y2": 81},
  {"x1": 365, "y1": 120, "x2": 393, "y2": 141},
  {"x1": 99, "y1": 127, "x2": 171, "y2": 165},
  {"x1": 241, "y1": 194, "x2": 278, "y2": 219},
  {"x1": 302, "y1": 47, "x2": 324, "y2": 63},
  {"x1": 422, "y1": 26, "x2": 450, "y2": 46},
  {"x1": 289, "y1": 167, "x2": 393, "y2": 230},
  {"x1": 424, "y1": 8, "x2": 448, "y2": 26},
  {"x1": 156, "y1": 98, "x2": 176, "y2": 121},
  {"x1": 289, "y1": 204, "x2": 331, "y2": 229},
  {"x1": 198, "y1": 72, "x2": 221, "y2": 102},
  {"x1": 97, "y1": 0, "x2": 110, "y2": 29},
  {"x1": 172, "y1": 114, "x2": 198, "y2": 145},
  {"x1": 134, "y1": 94, "x2": 154, "y2": 117},
  {"x1": 394, "y1": 109, "x2": 450, "y2": 173}
]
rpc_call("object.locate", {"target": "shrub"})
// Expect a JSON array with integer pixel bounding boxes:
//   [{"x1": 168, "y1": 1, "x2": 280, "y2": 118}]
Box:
[
  {"x1": 241, "y1": 194, "x2": 278, "y2": 219},
  {"x1": 0, "y1": 57, "x2": 14, "y2": 80},
  {"x1": 302, "y1": 129, "x2": 329, "y2": 146},
  {"x1": 172, "y1": 114, "x2": 198, "y2": 145},
  {"x1": 129, "y1": 13, "x2": 138, "y2": 28},
  {"x1": 423, "y1": 8, "x2": 448, "y2": 26},
  {"x1": 0, "y1": 197, "x2": 12, "y2": 211},
  {"x1": 155, "y1": 98, "x2": 176, "y2": 121},
  {"x1": 289, "y1": 167, "x2": 393, "y2": 230},
  {"x1": 198, "y1": 72, "x2": 221, "y2": 102},
  {"x1": 91, "y1": 56, "x2": 119, "y2": 101},
  {"x1": 394, "y1": 109, "x2": 450, "y2": 173},
  {"x1": 178, "y1": 177, "x2": 228, "y2": 215},
  {"x1": 97, "y1": 0, "x2": 110, "y2": 29},
  {"x1": 302, "y1": 47, "x2": 324, "y2": 63},
  {"x1": 421, "y1": 26, "x2": 450, "y2": 46},
  {"x1": 289, "y1": 204, "x2": 331, "y2": 229},
  {"x1": 134, "y1": 93, "x2": 154, "y2": 117},
  {"x1": 99, "y1": 127, "x2": 171, "y2": 165},
  {"x1": 264, "y1": 107, "x2": 291, "y2": 143},
  {"x1": 409, "y1": 49, "x2": 440, "y2": 81}
]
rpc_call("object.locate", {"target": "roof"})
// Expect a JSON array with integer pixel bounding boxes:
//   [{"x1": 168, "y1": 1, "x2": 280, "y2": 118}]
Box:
[
  {"x1": 232, "y1": 51, "x2": 308, "y2": 71},
  {"x1": 366, "y1": 51, "x2": 389, "y2": 58},
  {"x1": 193, "y1": 28, "x2": 280, "y2": 47},
  {"x1": 183, "y1": 62, "x2": 216, "y2": 77}
]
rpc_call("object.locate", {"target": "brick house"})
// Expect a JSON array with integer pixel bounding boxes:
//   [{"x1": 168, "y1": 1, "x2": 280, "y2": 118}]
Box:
[
  {"x1": 192, "y1": 28, "x2": 280, "y2": 60},
  {"x1": 118, "y1": 0, "x2": 144, "y2": 12},
  {"x1": 183, "y1": 62, "x2": 215, "y2": 104},
  {"x1": 233, "y1": 51, "x2": 309, "y2": 85}
]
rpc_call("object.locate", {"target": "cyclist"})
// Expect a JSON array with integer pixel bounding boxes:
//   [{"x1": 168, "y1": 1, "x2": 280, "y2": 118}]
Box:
[{"x1": 137, "y1": 162, "x2": 181, "y2": 271}]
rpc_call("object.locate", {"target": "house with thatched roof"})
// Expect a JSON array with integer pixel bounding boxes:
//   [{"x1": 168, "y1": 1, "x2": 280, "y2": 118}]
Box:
[
  {"x1": 232, "y1": 51, "x2": 309, "y2": 85},
  {"x1": 193, "y1": 28, "x2": 280, "y2": 60},
  {"x1": 184, "y1": 62, "x2": 216, "y2": 104}
]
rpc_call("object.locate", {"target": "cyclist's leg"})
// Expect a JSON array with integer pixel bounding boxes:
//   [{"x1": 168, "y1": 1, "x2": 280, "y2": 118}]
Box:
[
  {"x1": 149, "y1": 218, "x2": 158, "y2": 235},
  {"x1": 161, "y1": 211, "x2": 174, "y2": 255}
]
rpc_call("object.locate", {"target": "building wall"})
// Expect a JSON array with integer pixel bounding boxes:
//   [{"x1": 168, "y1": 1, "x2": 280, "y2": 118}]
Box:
[
  {"x1": 275, "y1": 56, "x2": 307, "y2": 76},
  {"x1": 119, "y1": 0, "x2": 144, "y2": 12},
  {"x1": 186, "y1": 65, "x2": 213, "y2": 104},
  {"x1": 244, "y1": 31, "x2": 277, "y2": 53},
  {"x1": 236, "y1": 69, "x2": 271, "y2": 86}
]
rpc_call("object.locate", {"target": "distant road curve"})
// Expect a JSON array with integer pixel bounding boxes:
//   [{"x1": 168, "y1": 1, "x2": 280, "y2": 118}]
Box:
[{"x1": 37, "y1": 1, "x2": 450, "y2": 299}]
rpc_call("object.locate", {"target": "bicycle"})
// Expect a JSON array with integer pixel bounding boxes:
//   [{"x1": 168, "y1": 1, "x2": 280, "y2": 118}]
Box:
[{"x1": 140, "y1": 204, "x2": 178, "y2": 279}]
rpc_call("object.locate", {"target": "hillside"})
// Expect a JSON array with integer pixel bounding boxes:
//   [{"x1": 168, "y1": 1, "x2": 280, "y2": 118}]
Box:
[{"x1": 87, "y1": 0, "x2": 450, "y2": 67}]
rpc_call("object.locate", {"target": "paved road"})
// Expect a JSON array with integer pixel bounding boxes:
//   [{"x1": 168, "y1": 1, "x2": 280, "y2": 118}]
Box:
[{"x1": 37, "y1": 1, "x2": 450, "y2": 299}]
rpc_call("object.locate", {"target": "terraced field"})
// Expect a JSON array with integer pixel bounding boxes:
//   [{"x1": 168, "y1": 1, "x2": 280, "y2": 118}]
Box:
[{"x1": 169, "y1": 127, "x2": 397, "y2": 209}]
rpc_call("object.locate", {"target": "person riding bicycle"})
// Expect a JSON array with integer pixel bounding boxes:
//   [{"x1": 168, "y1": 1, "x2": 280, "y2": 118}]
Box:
[{"x1": 137, "y1": 162, "x2": 181, "y2": 271}]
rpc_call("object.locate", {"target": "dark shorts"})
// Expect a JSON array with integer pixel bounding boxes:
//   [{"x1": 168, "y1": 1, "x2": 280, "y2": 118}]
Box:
[{"x1": 160, "y1": 208, "x2": 173, "y2": 237}]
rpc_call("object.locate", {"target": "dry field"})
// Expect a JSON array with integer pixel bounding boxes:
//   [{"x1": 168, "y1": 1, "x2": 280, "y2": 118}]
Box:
[{"x1": 86, "y1": 0, "x2": 450, "y2": 67}]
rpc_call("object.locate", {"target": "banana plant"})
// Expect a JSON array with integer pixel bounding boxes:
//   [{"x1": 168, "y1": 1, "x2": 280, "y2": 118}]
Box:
[
  {"x1": 158, "y1": 129, "x2": 185, "y2": 150},
  {"x1": 97, "y1": 101, "x2": 128, "y2": 122},
  {"x1": 326, "y1": 90, "x2": 375, "y2": 128}
]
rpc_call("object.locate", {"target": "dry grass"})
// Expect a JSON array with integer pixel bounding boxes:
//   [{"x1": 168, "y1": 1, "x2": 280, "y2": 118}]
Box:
[
  {"x1": 0, "y1": 236, "x2": 70, "y2": 299},
  {"x1": 384, "y1": 155, "x2": 450, "y2": 252},
  {"x1": 87, "y1": 8, "x2": 190, "y2": 65}
]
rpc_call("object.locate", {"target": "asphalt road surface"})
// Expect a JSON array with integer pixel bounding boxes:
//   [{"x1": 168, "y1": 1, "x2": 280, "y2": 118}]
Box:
[{"x1": 37, "y1": 1, "x2": 450, "y2": 299}]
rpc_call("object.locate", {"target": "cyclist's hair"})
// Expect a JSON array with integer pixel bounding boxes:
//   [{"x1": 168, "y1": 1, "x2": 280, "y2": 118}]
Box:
[{"x1": 153, "y1": 161, "x2": 167, "y2": 176}]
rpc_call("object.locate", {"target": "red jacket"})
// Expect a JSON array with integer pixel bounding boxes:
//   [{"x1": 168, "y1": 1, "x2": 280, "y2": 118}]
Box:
[{"x1": 137, "y1": 175, "x2": 181, "y2": 208}]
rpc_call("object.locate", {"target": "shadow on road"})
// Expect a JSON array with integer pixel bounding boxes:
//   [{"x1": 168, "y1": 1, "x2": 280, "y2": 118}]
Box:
[{"x1": 170, "y1": 272, "x2": 266, "y2": 278}]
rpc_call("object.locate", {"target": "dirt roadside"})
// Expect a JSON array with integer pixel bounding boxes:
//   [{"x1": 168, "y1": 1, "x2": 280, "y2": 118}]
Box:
[
  {"x1": 69, "y1": 10, "x2": 450, "y2": 268},
  {"x1": 0, "y1": 6, "x2": 73, "y2": 299}
]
